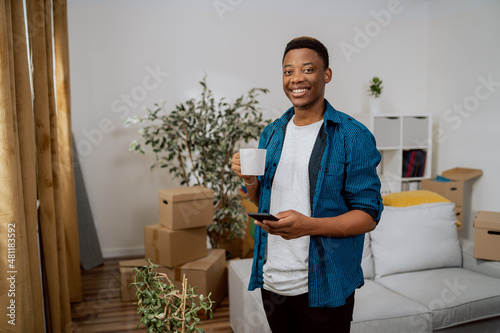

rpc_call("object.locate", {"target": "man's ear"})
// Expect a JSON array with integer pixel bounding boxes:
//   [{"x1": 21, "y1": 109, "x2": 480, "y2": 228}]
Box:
[{"x1": 324, "y1": 68, "x2": 332, "y2": 84}]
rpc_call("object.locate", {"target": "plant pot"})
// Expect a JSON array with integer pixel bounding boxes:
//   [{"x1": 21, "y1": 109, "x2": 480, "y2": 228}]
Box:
[{"x1": 369, "y1": 97, "x2": 381, "y2": 113}]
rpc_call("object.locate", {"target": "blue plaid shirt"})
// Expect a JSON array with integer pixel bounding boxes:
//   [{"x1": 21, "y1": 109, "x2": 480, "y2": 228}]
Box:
[{"x1": 248, "y1": 100, "x2": 383, "y2": 307}]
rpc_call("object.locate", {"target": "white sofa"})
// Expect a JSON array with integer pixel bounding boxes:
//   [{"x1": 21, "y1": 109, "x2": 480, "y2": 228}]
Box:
[{"x1": 228, "y1": 202, "x2": 500, "y2": 333}]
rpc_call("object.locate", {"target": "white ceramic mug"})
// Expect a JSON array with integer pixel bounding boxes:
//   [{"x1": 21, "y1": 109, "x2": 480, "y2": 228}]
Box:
[{"x1": 240, "y1": 149, "x2": 266, "y2": 176}]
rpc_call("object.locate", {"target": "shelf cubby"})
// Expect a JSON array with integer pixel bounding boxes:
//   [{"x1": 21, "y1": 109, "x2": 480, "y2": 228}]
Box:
[{"x1": 356, "y1": 113, "x2": 432, "y2": 194}]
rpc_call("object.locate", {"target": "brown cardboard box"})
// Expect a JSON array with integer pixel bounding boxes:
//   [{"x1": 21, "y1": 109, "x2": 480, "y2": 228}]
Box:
[
  {"x1": 455, "y1": 206, "x2": 464, "y2": 231},
  {"x1": 420, "y1": 179, "x2": 463, "y2": 206},
  {"x1": 474, "y1": 211, "x2": 500, "y2": 261},
  {"x1": 159, "y1": 186, "x2": 214, "y2": 230},
  {"x1": 240, "y1": 190, "x2": 257, "y2": 259},
  {"x1": 421, "y1": 167, "x2": 482, "y2": 208},
  {"x1": 145, "y1": 224, "x2": 207, "y2": 267},
  {"x1": 176, "y1": 249, "x2": 227, "y2": 316},
  {"x1": 455, "y1": 206, "x2": 463, "y2": 223},
  {"x1": 442, "y1": 167, "x2": 483, "y2": 182},
  {"x1": 119, "y1": 259, "x2": 176, "y2": 302}
]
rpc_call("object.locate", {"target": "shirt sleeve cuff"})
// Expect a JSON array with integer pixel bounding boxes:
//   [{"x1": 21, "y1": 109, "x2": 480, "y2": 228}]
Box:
[{"x1": 357, "y1": 208, "x2": 380, "y2": 223}]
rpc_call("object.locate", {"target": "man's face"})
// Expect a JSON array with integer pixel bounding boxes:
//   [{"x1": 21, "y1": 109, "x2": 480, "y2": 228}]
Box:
[{"x1": 282, "y1": 48, "x2": 332, "y2": 111}]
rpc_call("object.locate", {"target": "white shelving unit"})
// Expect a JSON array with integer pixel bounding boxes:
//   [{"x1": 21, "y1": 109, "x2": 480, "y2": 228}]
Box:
[{"x1": 355, "y1": 113, "x2": 433, "y2": 195}]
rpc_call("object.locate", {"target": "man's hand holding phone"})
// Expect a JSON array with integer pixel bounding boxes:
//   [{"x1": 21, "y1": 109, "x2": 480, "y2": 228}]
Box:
[
  {"x1": 249, "y1": 210, "x2": 313, "y2": 240},
  {"x1": 248, "y1": 213, "x2": 279, "y2": 222}
]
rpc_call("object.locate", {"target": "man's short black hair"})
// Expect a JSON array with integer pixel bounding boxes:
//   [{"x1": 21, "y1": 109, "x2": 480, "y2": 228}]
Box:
[{"x1": 283, "y1": 36, "x2": 329, "y2": 69}]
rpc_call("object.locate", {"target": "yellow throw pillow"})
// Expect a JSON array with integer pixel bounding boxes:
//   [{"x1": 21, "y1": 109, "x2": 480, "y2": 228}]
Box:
[
  {"x1": 382, "y1": 190, "x2": 461, "y2": 227},
  {"x1": 382, "y1": 190, "x2": 451, "y2": 207}
]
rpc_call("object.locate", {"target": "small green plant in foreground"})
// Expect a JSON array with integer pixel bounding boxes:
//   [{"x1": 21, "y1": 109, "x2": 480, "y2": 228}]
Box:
[{"x1": 130, "y1": 260, "x2": 214, "y2": 333}]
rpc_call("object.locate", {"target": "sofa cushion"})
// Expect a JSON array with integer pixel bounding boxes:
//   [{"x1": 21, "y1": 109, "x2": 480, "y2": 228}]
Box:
[
  {"x1": 370, "y1": 203, "x2": 461, "y2": 278},
  {"x1": 352, "y1": 280, "x2": 432, "y2": 333},
  {"x1": 376, "y1": 268, "x2": 500, "y2": 330},
  {"x1": 228, "y1": 259, "x2": 271, "y2": 333},
  {"x1": 361, "y1": 234, "x2": 374, "y2": 279}
]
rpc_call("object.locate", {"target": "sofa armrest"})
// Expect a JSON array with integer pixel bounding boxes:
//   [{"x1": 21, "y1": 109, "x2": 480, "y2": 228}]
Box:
[{"x1": 461, "y1": 238, "x2": 500, "y2": 279}]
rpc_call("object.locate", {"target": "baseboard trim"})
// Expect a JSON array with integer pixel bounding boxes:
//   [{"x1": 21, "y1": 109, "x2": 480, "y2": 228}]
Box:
[{"x1": 102, "y1": 246, "x2": 145, "y2": 259}]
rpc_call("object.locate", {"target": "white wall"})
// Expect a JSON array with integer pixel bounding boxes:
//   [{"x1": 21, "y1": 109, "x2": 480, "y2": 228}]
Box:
[
  {"x1": 67, "y1": 0, "x2": 496, "y2": 257},
  {"x1": 426, "y1": 0, "x2": 500, "y2": 241}
]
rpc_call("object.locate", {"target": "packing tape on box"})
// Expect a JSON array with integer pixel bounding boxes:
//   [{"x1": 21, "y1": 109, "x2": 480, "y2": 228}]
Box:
[
  {"x1": 152, "y1": 228, "x2": 158, "y2": 246},
  {"x1": 153, "y1": 229, "x2": 160, "y2": 260}
]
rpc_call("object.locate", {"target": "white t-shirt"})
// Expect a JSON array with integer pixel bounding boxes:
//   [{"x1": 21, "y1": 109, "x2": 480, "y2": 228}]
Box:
[{"x1": 263, "y1": 116, "x2": 324, "y2": 296}]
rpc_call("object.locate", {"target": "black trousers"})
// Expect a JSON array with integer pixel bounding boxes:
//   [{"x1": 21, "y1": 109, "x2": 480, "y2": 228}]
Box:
[{"x1": 261, "y1": 288, "x2": 355, "y2": 333}]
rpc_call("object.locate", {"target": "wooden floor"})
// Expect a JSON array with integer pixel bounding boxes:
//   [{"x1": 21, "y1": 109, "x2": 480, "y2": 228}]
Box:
[{"x1": 71, "y1": 257, "x2": 233, "y2": 333}]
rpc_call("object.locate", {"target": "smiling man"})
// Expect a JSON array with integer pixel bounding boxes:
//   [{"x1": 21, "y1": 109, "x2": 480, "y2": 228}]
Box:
[{"x1": 231, "y1": 36, "x2": 383, "y2": 332}]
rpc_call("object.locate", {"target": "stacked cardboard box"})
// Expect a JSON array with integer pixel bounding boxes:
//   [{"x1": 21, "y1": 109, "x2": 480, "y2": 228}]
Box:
[
  {"x1": 158, "y1": 186, "x2": 215, "y2": 230},
  {"x1": 144, "y1": 224, "x2": 207, "y2": 267},
  {"x1": 120, "y1": 186, "x2": 228, "y2": 313},
  {"x1": 421, "y1": 167, "x2": 482, "y2": 224},
  {"x1": 239, "y1": 189, "x2": 257, "y2": 258},
  {"x1": 145, "y1": 186, "x2": 214, "y2": 266},
  {"x1": 473, "y1": 211, "x2": 500, "y2": 261}
]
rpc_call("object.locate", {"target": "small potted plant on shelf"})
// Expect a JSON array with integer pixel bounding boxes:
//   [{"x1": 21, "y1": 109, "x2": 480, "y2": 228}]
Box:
[
  {"x1": 131, "y1": 260, "x2": 214, "y2": 333},
  {"x1": 368, "y1": 76, "x2": 383, "y2": 113},
  {"x1": 125, "y1": 75, "x2": 270, "y2": 258}
]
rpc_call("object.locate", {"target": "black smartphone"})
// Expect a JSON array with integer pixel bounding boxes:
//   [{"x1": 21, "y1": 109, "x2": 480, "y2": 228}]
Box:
[{"x1": 248, "y1": 213, "x2": 279, "y2": 222}]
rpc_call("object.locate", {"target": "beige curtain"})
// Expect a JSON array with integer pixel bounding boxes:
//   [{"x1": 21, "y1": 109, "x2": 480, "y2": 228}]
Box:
[
  {"x1": 0, "y1": 0, "x2": 81, "y2": 331},
  {"x1": 53, "y1": 0, "x2": 83, "y2": 304}
]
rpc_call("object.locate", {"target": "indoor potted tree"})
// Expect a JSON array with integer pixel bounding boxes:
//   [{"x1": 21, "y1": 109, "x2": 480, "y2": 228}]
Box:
[
  {"x1": 125, "y1": 76, "x2": 270, "y2": 257},
  {"x1": 368, "y1": 76, "x2": 383, "y2": 113}
]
